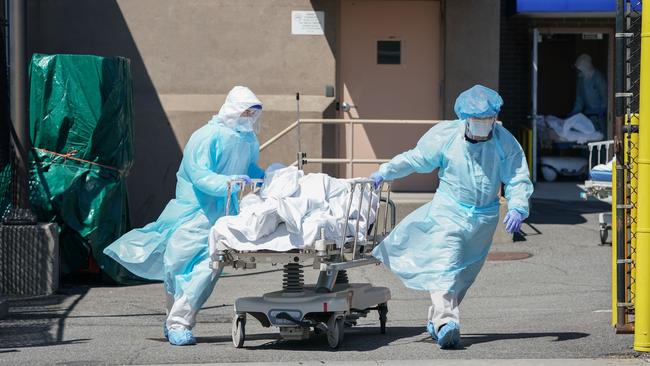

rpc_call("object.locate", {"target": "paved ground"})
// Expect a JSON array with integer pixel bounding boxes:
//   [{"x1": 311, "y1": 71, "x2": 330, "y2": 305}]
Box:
[
  {"x1": 143, "y1": 361, "x2": 649, "y2": 366},
  {"x1": 0, "y1": 197, "x2": 642, "y2": 365}
]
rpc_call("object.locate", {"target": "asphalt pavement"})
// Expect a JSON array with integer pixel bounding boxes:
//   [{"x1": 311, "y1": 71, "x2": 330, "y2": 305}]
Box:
[{"x1": 0, "y1": 198, "x2": 640, "y2": 365}]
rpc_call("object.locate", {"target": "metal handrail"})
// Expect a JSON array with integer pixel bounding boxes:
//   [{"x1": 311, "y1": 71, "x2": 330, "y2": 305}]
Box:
[{"x1": 260, "y1": 118, "x2": 440, "y2": 176}]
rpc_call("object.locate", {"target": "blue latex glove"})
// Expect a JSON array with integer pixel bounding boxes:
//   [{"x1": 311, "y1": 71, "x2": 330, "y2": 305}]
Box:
[
  {"x1": 369, "y1": 171, "x2": 384, "y2": 189},
  {"x1": 232, "y1": 174, "x2": 252, "y2": 185},
  {"x1": 229, "y1": 175, "x2": 252, "y2": 193},
  {"x1": 503, "y1": 209, "x2": 524, "y2": 234}
]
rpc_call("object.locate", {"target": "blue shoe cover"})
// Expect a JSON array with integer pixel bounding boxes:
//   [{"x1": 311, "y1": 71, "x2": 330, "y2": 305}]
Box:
[
  {"x1": 168, "y1": 328, "x2": 196, "y2": 346},
  {"x1": 163, "y1": 322, "x2": 169, "y2": 339},
  {"x1": 426, "y1": 321, "x2": 437, "y2": 340},
  {"x1": 436, "y1": 321, "x2": 460, "y2": 349}
]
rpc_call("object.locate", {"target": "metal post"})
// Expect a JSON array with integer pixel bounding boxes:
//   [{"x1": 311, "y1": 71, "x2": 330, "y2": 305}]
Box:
[
  {"x1": 531, "y1": 29, "x2": 539, "y2": 183},
  {"x1": 348, "y1": 119, "x2": 353, "y2": 178},
  {"x1": 7, "y1": 0, "x2": 33, "y2": 217},
  {"x1": 0, "y1": 1, "x2": 10, "y2": 169},
  {"x1": 634, "y1": 0, "x2": 650, "y2": 351},
  {"x1": 296, "y1": 92, "x2": 302, "y2": 155},
  {"x1": 614, "y1": 0, "x2": 628, "y2": 329}
]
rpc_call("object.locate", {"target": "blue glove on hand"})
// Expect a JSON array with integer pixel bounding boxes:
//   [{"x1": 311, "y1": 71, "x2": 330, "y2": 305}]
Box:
[
  {"x1": 503, "y1": 209, "x2": 524, "y2": 234},
  {"x1": 369, "y1": 171, "x2": 385, "y2": 189},
  {"x1": 231, "y1": 175, "x2": 252, "y2": 185}
]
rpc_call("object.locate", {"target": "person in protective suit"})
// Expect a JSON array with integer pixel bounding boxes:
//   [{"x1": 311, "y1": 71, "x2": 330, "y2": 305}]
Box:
[
  {"x1": 368, "y1": 85, "x2": 533, "y2": 349},
  {"x1": 569, "y1": 53, "x2": 608, "y2": 134},
  {"x1": 104, "y1": 86, "x2": 267, "y2": 345}
]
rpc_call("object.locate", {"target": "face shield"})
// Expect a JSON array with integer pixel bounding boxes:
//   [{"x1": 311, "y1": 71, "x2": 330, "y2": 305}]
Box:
[
  {"x1": 466, "y1": 116, "x2": 496, "y2": 141},
  {"x1": 235, "y1": 106, "x2": 262, "y2": 133}
]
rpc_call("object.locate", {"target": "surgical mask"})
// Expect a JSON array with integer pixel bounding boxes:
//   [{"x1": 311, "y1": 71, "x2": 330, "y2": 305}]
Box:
[
  {"x1": 235, "y1": 117, "x2": 257, "y2": 133},
  {"x1": 466, "y1": 117, "x2": 495, "y2": 140}
]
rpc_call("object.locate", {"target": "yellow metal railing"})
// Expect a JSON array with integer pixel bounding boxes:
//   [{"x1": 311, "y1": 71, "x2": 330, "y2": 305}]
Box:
[
  {"x1": 518, "y1": 127, "x2": 534, "y2": 178},
  {"x1": 612, "y1": 114, "x2": 639, "y2": 330}
]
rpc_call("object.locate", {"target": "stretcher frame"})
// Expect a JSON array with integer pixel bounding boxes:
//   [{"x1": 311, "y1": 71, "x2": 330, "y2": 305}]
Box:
[{"x1": 209, "y1": 177, "x2": 394, "y2": 349}]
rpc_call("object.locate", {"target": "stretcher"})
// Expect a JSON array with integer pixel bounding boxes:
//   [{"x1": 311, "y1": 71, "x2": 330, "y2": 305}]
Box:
[
  {"x1": 580, "y1": 140, "x2": 614, "y2": 245},
  {"x1": 209, "y1": 178, "x2": 394, "y2": 349}
]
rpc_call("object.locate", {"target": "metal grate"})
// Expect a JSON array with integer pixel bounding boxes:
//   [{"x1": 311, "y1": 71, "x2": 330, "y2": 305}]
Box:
[{"x1": 622, "y1": 0, "x2": 641, "y2": 321}]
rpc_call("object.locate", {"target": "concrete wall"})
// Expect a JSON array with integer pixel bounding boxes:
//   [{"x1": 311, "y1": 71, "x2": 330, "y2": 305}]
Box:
[
  {"x1": 27, "y1": 0, "x2": 337, "y2": 225},
  {"x1": 443, "y1": 0, "x2": 501, "y2": 119}
]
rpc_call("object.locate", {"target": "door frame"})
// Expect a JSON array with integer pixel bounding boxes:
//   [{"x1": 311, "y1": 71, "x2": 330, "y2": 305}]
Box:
[{"x1": 531, "y1": 26, "x2": 615, "y2": 183}]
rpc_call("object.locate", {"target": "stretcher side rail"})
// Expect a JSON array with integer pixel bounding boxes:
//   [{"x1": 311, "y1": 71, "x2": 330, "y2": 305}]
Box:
[
  {"x1": 210, "y1": 178, "x2": 393, "y2": 272},
  {"x1": 581, "y1": 140, "x2": 614, "y2": 200},
  {"x1": 580, "y1": 140, "x2": 614, "y2": 245}
]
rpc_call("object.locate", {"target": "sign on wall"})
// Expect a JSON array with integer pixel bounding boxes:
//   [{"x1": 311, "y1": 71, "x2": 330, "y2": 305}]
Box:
[{"x1": 291, "y1": 11, "x2": 325, "y2": 35}]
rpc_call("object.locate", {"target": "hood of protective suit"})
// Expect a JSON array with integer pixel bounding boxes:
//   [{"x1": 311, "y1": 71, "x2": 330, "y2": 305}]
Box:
[
  {"x1": 575, "y1": 54, "x2": 594, "y2": 76},
  {"x1": 212, "y1": 86, "x2": 263, "y2": 132}
]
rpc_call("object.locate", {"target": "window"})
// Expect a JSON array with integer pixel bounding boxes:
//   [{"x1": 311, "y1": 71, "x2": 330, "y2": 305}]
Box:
[{"x1": 377, "y1": 40, "x2": 401, "y2": 65}]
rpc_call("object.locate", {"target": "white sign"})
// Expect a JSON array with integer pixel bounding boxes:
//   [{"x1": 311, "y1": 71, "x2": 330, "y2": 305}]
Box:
[{"x1": 291, "y1": 11, "x2": 325, "y2": 35}]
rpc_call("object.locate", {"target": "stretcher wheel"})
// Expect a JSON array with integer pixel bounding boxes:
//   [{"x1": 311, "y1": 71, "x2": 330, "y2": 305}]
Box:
[
  {"x1": 600, "y1": 227, "x2": 609, "y2": 245},
  {"x1": 232, "y1": 314, "x2": 246, "y2": 348},
  {"x1": 326, "y1": 315, "x2": 344, "y2": 349},
  {"x1": 378, "y1": 303, "x2": 388, "y2": 334}
]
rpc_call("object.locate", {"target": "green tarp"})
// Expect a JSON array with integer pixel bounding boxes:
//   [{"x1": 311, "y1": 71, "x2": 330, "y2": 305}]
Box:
[{"x1": 27, "y1": 53, "x2": 141, "y2": 284}]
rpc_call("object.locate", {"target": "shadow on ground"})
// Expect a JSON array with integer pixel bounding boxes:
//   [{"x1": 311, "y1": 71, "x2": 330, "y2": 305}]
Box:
[
  {"x1": 167, "y1": 326, "x2": 590, "y2": 352},
  {"x1": 0, "y1": 287, "x2": 89, "y2": 350},
  {"x1": 232, "y1": 325, "x2": 425, "y2": 352},
  {"x1": 457, "y1": 331, "x2": 590, "y2": 349},
  {"x1": 527, "y1": 198, "x2": 610, "y2": 226}
]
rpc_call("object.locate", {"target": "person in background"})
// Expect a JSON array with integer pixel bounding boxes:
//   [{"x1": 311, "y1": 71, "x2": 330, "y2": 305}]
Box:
[{"x1": 569, "y1": 53, "x2": 608, "y2": 134}]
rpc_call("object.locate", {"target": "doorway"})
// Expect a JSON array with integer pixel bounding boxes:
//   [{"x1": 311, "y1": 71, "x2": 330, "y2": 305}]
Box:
[{"x1": 532, "y1": 29, "x2": 612, "y2": 183}]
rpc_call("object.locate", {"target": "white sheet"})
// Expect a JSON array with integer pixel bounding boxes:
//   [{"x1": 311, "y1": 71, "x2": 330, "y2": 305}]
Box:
[
  {"x1": 592, "y1": 156, "x2": 615, "y2": 172},
  {"x1": 536, "y1": 113, "x2": 603, "y2": 144},
  {"x1": 209, "y1": 166, "x2": 378, "y2": 254}
]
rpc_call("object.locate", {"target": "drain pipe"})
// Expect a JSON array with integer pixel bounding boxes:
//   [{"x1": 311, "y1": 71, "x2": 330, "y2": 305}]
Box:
[
  {"x1": 634, "y1": 0, "x2": 650, "y2": 352},
  {"x1": 8, "y1": 0, "x2": 31, "y2": 213}
]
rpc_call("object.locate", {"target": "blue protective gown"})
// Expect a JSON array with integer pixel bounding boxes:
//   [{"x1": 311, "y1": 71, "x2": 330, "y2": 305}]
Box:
[
  {"x1": 372, "y1": 121, "x2": 533, "y2": 301},
  {"x1": 104, "y1": 88, "x2": 264, "y2": 312},
  {"x1": 570, "y1": 70, "x2": 608, "y2": 133}
]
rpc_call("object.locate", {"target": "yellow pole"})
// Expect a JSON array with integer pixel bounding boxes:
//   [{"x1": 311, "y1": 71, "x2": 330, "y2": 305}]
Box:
[{"x1": 635, "y1": 4, "x2": 650, "y2": 351}]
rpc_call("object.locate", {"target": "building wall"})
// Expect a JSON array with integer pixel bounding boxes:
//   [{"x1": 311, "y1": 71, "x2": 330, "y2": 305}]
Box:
[
  {"x1": 443, "y1": 0, "x2": 502, "y2": 120},
  {"x1": 27, "y1": 0, "x2": 337, "y2": 225},
  {"x1": 498, "y1": 0, "x2": 615, "y2": 130}
]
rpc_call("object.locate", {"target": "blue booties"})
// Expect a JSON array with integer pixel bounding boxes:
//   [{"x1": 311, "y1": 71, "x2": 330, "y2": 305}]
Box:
[
  {"x1": 163, "y1": 322, "x2": 169, "y2": 339},
  {"x1": 168, "y1": 328, "x2": 197, "y2": 346},
  {"x1": 426, "y1": 321, "x2": 437, "y2": 340},
  {"x1": 436, "y1": 321, "x2": 461, "y2": 349}
]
